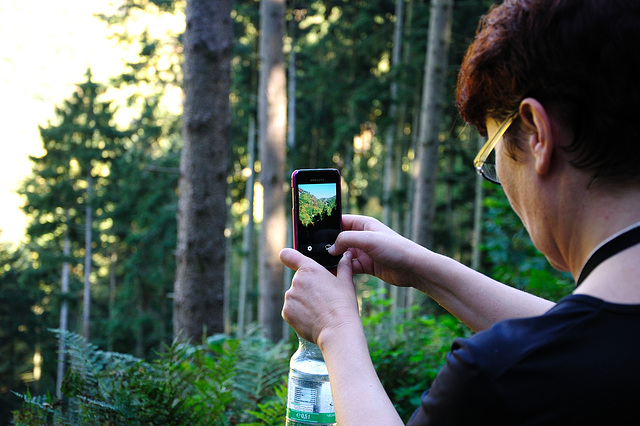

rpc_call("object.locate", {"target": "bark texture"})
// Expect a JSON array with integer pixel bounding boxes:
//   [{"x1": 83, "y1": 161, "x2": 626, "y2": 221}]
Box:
[
  {"x1": 174, "y1": 0, "x2": 232, "y2": 341},
  {"x1": 258, "y1": 0, "x2": 287, "y2": 341}
]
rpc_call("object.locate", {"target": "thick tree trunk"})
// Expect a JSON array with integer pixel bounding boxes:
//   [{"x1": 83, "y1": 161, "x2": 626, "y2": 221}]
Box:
[
  {"x1": 173, "y1": 0, "x2": 232, "y2": 341},
  {"x1": 258, "y1": 0, "x2": 287, "y2": 342}
]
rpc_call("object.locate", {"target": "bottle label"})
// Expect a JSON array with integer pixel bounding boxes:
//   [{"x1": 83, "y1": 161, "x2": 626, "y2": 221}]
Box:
[{"x1": 286, "y1": 376, "x2": 335, "y2": 424}]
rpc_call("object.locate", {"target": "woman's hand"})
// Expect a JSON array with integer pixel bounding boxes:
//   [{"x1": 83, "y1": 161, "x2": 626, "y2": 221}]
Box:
[
  {"x1": 329, "y1": 214, "x2": 425, "y2": 288},
  {"x1": 280, "y1": 248, "x2": 361, "y2": 345},
  {"x1": 281, "y1": 245, "x2": 405, "y2": 426}
]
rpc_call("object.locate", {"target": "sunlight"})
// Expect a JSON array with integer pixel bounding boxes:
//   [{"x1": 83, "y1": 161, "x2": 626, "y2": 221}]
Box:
[
  {"x1": 0, "y1": 0, "x2": 125, "y2": 244},
  {"x1": 33, "y1": 349, "x2": 42, "y2": 381},
  {"x1": 253, "y1": 182, "x2": 264, "y2": 224},
  {"x1": 0, "y1": 0, "x2": 185, "y2": 245}
]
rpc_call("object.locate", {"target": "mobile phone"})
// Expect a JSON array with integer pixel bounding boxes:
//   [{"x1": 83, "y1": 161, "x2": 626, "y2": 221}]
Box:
[{"x1": 291, "y1": 168, "x2": 342, "y2": 268}]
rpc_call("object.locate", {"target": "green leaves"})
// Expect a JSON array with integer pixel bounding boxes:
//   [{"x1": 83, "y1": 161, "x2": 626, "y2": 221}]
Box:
[
  {"x1": 481, "y1": 187, "x2": 573, "y2": 300},
  {"x1": 13, "y1": 328, "x2": 289, "y2": 425},
  {"x1": 363, "y1": 305, "x2": 470, "y2": 422},
  {"x1": 298, "y1": 189, "x2": 337, "y2": 227}
]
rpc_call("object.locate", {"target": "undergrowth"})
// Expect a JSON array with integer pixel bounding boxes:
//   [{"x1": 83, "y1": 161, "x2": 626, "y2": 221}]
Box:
[
  {"x1": 13, "y1": 327, "x2": 289, "y2": 425},
  {"x1": 13, "y1": 310, "x2": 467, "y2": 424}
]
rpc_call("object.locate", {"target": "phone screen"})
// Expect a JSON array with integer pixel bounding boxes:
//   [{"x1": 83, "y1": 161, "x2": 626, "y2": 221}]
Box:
[{"x1": 292, "y1": 169, "x2": 342, "y2": 268}]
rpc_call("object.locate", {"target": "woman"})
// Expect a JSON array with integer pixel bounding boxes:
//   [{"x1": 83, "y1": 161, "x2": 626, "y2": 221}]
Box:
[{"x1": 280, "y1": 0, "x2": 640, "y2": 424}]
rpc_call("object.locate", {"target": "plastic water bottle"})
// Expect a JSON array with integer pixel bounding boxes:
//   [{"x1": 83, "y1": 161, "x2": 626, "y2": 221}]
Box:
[{"x1": 285, "y1": 336, "x2": 336, "y2": 425}]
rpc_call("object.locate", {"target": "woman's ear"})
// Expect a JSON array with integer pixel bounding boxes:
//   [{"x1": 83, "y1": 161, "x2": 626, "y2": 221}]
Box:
[{"x1": 519, "y1": 98, "x2": 555, "y2": 176}]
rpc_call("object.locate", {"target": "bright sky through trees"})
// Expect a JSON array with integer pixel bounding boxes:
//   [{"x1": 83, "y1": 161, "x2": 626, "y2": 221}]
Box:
[{"x1": 0, "y1": 0, "x2": 123, "y2": 244}]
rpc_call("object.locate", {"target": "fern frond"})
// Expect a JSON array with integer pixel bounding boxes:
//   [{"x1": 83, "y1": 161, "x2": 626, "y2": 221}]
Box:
[
  {"x1": 11, "y1": 390, "x2": 64, "y2": 425},
  {"x1": 15, "y1": 327, "x2": 293, "y2": 425},
  {"x1": 239, "y1": 383, "x2": 288, "y2": 426},
  {"x1": 228, "y1": 326, "x2": 290, "y2": 423}
]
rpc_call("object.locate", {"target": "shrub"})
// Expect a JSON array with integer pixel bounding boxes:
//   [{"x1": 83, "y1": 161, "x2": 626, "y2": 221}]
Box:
[
  {"x1": 13, "y1": 327, "x2": 289, "y2": 425},
  {"x1": 364, "y1": 306, "x2": 470, "y2": 422}
]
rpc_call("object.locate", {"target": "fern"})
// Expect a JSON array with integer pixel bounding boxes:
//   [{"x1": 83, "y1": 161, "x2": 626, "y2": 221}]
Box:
[
  {"x1": 177, "y1": 334, "x2": 239, "y2": 425},
  {"x1": 183, "y1": 326, "x2": 290, "y2": 425},
  {"x1": 240, "y1": 384, "x2": 288, "y2": 426},
  {"x1": 55, "y1": 329, "x2": 146, "y2": 423},
  {"x1": 13, "y1": 327, "x2": 290, "y2": 425},
  {"x1": 11, "y1": 390, "x2": 63, "y2": 425},
  {"x1": 13, "y1": 330, "x2": 196, "y2": 425},
  {"x1": 231, "y1": 326, "x2": 289, "y2": 420}
]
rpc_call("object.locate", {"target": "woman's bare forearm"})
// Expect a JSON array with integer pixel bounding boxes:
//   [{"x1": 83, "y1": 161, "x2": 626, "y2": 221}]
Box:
[
  {"x1": 408, "y1": 250, "x2": 554, "y2": 331},
  {"x1": 317, "y1": 322, "x2": 404, "y2": 426},
  {"x1": 333, "y1": 215, "x2": 554, "y2": 331}
]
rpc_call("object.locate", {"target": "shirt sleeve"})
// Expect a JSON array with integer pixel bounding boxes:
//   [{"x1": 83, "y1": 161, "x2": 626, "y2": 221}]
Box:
[{"x1": 406, "y1": 337, "x2": 502, "y2": 425}]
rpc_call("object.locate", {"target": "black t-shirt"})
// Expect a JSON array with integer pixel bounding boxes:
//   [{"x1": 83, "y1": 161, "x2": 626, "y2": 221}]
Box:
[{"x1": 407, "y1": 294, "x2": 640, "y2": 425}]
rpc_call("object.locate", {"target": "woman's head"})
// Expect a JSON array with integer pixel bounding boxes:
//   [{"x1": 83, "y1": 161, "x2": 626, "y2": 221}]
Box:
[{"x1": 457, "y1": 0, "x2": 640, "y2": 183}]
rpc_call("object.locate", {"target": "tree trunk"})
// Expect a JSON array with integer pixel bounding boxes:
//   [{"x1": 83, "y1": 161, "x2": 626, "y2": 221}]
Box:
[
  {"x1": 136, "y1": 296, "x2": 144, "y2": 357},
  {"x1": 108, "y1": 251, "x2": 117, "y2": 351},
  {"x1": 393, "y1": 0, "x2": 415, "y2": 313},
  {"x1": 283, "y1": 26, "x2": 298, "y2": 340},
  {"x1": 472, "y1": 134, "x2": 484, "y2": 270},
  {"x1": 409, "y1": 0, "x2": 452, "y2": 311},
  {"x1": 224, "y1": 212, "x2": 233, "y2": 335},
  {"x1": 174, "y1": 0, "x2": 232, "y2": 341},
  {"x1": 238, "y1": 116, "x2": 256, "y2": 339},
  {"x1": 411, "y1": 0, "x2": 453, "y2": 247},
  {"x1": 382, "y1": 0, "x2": 406, "y2": 307},
  {"x1": 56, "y1": 220, "x2": 70, "y2": 399},
  {"x1": 383, "y1": 0, "x2": 405, "y2": 228},
  {"x1": 287, "y1": 39, "x2": 296, "y2": 151},
  {"x1": 82, "y1": 174, "x2": 93, "y2": 340},
  {"x1": 258, "y1": 0, "x2": 287, "y2": 342}
]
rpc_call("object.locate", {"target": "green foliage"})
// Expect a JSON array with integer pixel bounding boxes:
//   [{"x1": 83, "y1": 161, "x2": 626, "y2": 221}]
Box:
[
  {"x1": 242, "y1": 384, "x2": 287, "y2": 426},
  {"x1": 13, "y1": 315, "x2": 471, "y2": 425},
  {"x1": 0, "y1": 245, "x2": 39, "y2": 421},
  {"x1": 10, "y1": 390, "x2": 55, "y2": 426},
  {"x1": 13, "y1": 327, "x2": 289, "y2": 425},
  {"x1": 298, "y1": 189, "x2": 337, "y2": 227},
  {"x1": 481, "y1": 186, "x2": 573, "y2": 301},
  {"x1": 363, "y1": 306, "x2": 470, "y2": 422},
  {"x1": 15, "y1": 69, "x2": 178, "y2": 366}
]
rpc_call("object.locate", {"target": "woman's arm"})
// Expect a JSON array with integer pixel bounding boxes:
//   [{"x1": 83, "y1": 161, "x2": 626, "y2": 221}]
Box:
[
  {"x1": 318, "y1": 318, "x2": 403, "y2": 426},
  {"x1": 409, "y1": 250, "x2": 553, "y2": 331},
  {"x1": 331, "y1": 215, "x2": 554, "y2": 331},
  {"x1": 280, "y1": 249, "x2": 403, "y2": 426}
]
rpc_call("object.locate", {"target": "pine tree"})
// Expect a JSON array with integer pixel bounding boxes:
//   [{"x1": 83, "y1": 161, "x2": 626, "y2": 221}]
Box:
[
  {"x1": 0, "y1": 245, "x2": 38, "y2": 422},
  {"x1": 19, "y1": 71, "x2": 130, "y2": 388}
]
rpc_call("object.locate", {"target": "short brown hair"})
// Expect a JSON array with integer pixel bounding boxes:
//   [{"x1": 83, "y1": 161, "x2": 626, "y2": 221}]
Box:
[{"x1": 456, "y1": 0, "x2": 640, "y2": 182}]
